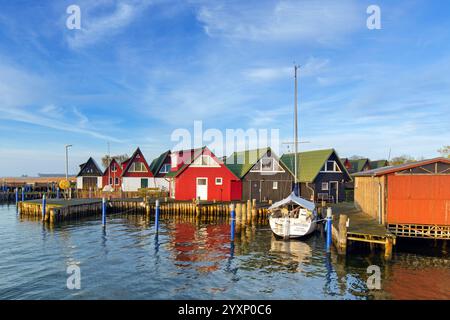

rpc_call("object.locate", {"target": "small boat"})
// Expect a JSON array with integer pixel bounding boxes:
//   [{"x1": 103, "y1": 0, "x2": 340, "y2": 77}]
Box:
[
  {"x1": 268, "y1": 65, "x2": 318, "y2": 239},
  {"x1": 268, "y1": 192, "x2": 317, "y2": 239}
]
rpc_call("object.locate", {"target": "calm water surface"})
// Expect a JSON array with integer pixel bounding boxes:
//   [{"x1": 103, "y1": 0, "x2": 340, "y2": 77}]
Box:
[{"x1": 0, "y1": 205, "x2": 448, "y2": 299}]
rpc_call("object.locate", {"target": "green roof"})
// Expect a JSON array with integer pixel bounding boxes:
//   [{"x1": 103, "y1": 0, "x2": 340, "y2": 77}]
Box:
[
  {"x1": 280, "y1": 149, "x2": 349, "y2": 182},
  {"x1": 149, "y1": 150, "x2": 170, "y2": 175},
  {"x1": 225, "y1": 147, "x2": 270, "y2": 178},
  {"x1": 369, "y1": 160, "x2": 389, "y2": 170},
  {"x1": 348, "y1": 159, "x2": 369, "y2": 173}
]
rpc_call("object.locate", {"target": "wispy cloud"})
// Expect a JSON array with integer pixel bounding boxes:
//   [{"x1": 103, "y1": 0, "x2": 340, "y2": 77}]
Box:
[
  {"x1": 66, "y1": 0, "x2": 153, "y2": 49},
  {"x1": 0, "y1": 60, "x2": 124, "y2": 142},
  {"x1": 243, "y1": 57, "x2": 330, "y2": 82},
  {"x1": 195, "y1": 0, "x2": 362, "y2": 43}
]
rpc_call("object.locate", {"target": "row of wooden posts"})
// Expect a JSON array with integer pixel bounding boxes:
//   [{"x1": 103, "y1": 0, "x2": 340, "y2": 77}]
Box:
[{"x1": 17, "y1": 197, "x2": 270, "y2": 227}]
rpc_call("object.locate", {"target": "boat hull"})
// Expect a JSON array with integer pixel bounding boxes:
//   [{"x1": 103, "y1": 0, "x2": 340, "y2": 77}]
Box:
[{"x1": 269, "y1": 217, "x2": 317, "y2": 239}]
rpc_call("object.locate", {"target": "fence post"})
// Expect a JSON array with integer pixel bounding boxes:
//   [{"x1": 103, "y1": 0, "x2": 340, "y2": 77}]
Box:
[
  {"x1": 42, "y1": 194, "x2": 46, "y2": 221},
  {"x1": 326, "y1": 207, "x2": 333, "y2": 251},
  {"x1": 155, "y1": 199, "x2": 160, "y2": 233},
  {"x1": 102, "y1": 197, "x2": 107, "y2": 226},
  {"x1": 230, "y1": 203, "x2": 235, "y2": 242}
]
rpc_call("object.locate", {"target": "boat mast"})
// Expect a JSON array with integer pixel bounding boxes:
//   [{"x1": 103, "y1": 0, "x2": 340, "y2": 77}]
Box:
[{"x1": 294, "y1": 65, "x2": 299, "y2": 187}]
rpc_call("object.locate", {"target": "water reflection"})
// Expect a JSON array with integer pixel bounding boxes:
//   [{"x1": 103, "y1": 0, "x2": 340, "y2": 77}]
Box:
[{"x1": 3, "y1": 207, "x2": 450, "y2": 300}]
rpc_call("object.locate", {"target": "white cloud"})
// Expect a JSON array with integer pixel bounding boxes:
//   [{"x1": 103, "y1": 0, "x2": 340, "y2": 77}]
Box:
[
  {"x1": 195, "y1": 0, "x2": 362, "y2": 43},
  {"x1": 0, "y1": 60, "x2": 123, "y2": 142},
  {"x1": 243, "y1": 57, "x2": 330, "y2": 82},
  {"x1": 66, "y1": 0, "x2": 153, "y2": 49}
]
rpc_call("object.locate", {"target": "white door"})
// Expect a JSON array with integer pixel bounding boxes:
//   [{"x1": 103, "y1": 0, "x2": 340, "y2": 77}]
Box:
[{"x1": 196, "y1": 178, "x2": 208, "y2": 200}]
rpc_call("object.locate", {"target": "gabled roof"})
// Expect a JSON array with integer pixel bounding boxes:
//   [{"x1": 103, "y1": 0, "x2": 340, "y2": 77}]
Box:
[
  {"x1": 76, "y1": 157, "x2": 103, "y2": 177},
  {"x1": 353, "y1": 157, "x2": 450, "y2": 177},
  {"x1": 348, "y1": 158, "x2": 370, "y2": 173},
  {"x1": 369, "y1": 160, "x2": 389, "y2": 170},
  {"x1": 149, "y1": 150, "x2": 171, "y2": 175},
  {"x1": 121, "y1": 147, "x2": 152, "y2": 177},
  {"x1": 165, "y1": 147, "x2": 206, "y2": 178},
  {"x1": 225, "y1": 147, "x2": 269, "y2": 178},
  {"x1": 225, "y1": 147, "x2": 294, "y2": 179},
  {"x1": 280, "y1": 149, "x2": 351, "y2": 182},
  {"x1": 103, "y1": 158, "x2": 121, "y2": 176}
]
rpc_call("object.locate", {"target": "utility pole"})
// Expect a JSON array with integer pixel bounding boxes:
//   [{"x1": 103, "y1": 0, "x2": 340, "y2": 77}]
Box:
[
  {"x1": 107, "y1": 142, "x2": 111, "y2": 186},
  {"x1": 65, "y1": 144, "x2": 73, "y2": 198},
  {"x1": 294, "y1": 65, "x2": 299, "y2": 188}
]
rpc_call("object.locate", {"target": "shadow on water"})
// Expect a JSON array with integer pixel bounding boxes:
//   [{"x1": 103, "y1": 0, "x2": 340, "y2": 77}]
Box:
[{"x1": 1, "y1": 205, "x2": 449, "y2": 299}]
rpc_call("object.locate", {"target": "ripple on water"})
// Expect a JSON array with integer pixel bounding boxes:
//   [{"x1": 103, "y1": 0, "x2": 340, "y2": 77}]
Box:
[{"x1": 0, "y1": 205, "x2": 449, "y2": 299}]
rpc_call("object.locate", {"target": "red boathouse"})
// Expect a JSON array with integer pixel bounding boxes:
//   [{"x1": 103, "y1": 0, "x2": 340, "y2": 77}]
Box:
[{"x1": 166, "y1": 147, "x2": 242, "y2": 201}]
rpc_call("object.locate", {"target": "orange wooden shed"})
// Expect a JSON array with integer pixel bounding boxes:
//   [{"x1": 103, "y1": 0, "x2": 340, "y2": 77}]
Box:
[{"x1": 354, "y1": 158, "x2": 450, "y2": 239}]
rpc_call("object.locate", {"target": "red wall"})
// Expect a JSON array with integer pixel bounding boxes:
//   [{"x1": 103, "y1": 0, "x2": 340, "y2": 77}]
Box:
[
  {"x1": 102, "y1": 159, "x2": 123, "y2": 188},
  {"x1": 122, "y1": 152, "x2": 153, "y2": 178},
  {"x1": 174, "y1": 166, "x2": 241, "y2": 201},
  {"x1": 387, "y1": 174, "x2": 450, "y2": 225}
]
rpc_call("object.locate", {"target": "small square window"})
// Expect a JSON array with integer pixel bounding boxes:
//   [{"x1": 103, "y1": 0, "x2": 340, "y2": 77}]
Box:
[
  {"x1": 215, "y1": 177, "x2": 223, "y2": 185},
  {"x1": 273, "y1": 181, "x2": 278, "y2": 190},
  {"x1": 322, "y1": 182, "x2": 329, "y2": 191}
]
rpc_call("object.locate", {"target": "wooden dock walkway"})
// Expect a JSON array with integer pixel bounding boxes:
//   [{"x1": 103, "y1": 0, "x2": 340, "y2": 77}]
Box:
[{"x1": 329, "y1": 203, "x2": 396, "y2": 258}]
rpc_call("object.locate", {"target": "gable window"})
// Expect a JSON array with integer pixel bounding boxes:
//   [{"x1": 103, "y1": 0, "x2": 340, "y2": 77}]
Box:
[
  {"x1": 321, "y1": 161, "x2": 342, "y2": 173},
  {"x1": 129, "y1": 162, "x2": 147, "y2": 172},
  {"x1": 215, "y1": 177, "x2": 223, "y2": 185},
  {"x1": 159, "y1": 163, "x2": 171, "y2": 174},
  {"x1": 192, "y1": 155, "x2": 220, "y2": 167},
  {"x1": 322, "y1": 182, "x2": 329, "y2": 191},
  {"x1": 273, "y1": 181, "x2": 278, "y2": 190},
  {"x1": 250, "y1": 157, "x2": 285, "y2": 173}
]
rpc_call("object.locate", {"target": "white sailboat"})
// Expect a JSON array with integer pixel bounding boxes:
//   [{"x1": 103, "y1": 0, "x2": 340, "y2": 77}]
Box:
[{"x1": 268, "y1": 65, "x2": 318, "y2": 239}]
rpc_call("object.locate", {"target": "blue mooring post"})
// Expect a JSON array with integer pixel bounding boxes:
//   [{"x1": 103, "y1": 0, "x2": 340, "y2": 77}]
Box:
[
  {"x1": 21, "y1": 188, "x2": 25, "y2": 202},
  {"x1": 102, "y1": 197, "x2": 107, "y2": 227},
  {"x1": 230, "y1": 203, "x2": 235, "y2": 242},
  {"x1": 42, "y1": 194, "x2": 46, "y2": 221},
  {"x1": 326, "y1": 207, "x2": 332, "y2": 251},
  {"x1": 155, "y1": 199, "x2": 160, "y2": 233},
  {"x1": 56, "y1": 187, "x2": 60, "y2": 199},
  {"x1": 15, "y1": 188, "x2": 19, "y2": 205}
]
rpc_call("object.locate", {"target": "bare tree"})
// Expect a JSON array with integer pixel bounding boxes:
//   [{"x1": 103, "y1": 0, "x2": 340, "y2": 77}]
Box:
[
  {"x1": 438, "y1": 146, "x2": 450, "y2": 159},
  {"x1": 101, "y1": 154, "x2": 129, "y2": 168},
  {"x1": 390, "y1": 155, "x2": 416, "y2": 165}
]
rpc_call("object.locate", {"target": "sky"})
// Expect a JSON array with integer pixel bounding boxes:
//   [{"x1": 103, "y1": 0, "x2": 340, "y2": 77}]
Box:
[{"x1": 0, "y1": 0, "x2": 449, "y2": 176}]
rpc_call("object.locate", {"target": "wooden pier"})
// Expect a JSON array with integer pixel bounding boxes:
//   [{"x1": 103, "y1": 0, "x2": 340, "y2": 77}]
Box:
[
  {"x1": 329, "y1": 203, "x2": 396, "y2": 259},
  {"x1": 17, "y1": 197, "x2": 270, "y2": 227}
]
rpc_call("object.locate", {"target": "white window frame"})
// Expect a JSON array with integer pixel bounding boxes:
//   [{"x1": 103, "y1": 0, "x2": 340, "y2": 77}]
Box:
[
  {"x1": 322, "y1": 182, "x2": 329, "y2": 191},
  {"x1": 215, "y1": 177, "x2": 223, "y2": 185},
  {"x1": 159, "y1": 163, "x2": 171, "y2": 174},
  {"x1": 321, "y1": 160, "x2": 342, "y2": 173},
  {"x1": 273, "y1": 181, "x2": 278, "y2": 190},
  {"x1": 114, "y1": 177, "x2": 119, "y2": 185},
  {"x1": 129, "y1": 162, "x2": 147, "y2": 173},
  {"x1": 191, "y1": 155, "x2": 220, "y2": 167},
  {"x1": 250, "y1": 157, "x2": 285, "y2": 173}
]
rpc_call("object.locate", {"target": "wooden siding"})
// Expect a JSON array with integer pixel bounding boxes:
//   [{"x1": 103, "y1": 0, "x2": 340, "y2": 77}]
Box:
[
  {"x1": 387, "y1": 174, "x2": 450, "y2": 225},
  {"x1": 354, "y1": 176, "x2": 387, "y2": 223}
]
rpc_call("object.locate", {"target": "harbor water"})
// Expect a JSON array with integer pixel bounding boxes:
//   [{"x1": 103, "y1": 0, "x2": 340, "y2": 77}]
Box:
[{"x1": 0, "y1": 204, "x2": 448, "y2": 300}]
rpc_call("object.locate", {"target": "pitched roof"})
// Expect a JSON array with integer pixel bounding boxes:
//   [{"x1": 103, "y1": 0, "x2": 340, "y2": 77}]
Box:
[
  {"x1": 369, "y1": 160, "x2": 389, "y2": 170},
  {"x1": 353, "y1": 157, "x2": 450, "y2": 177},
  {"x1": 280, "y1": 149, "x2": 351, "y2": 182},
  {"x1": 102, "y1": 158, "x2": 120, "y2": 176},
  {"x1": 165, "y1": 147, "x2": 206, "y2": 178},
  {"x1": 76, "y1": 157, "x2": 103, "y2": 177},
  {"x1": 347, "y1": 158, "x2": 370, "y2": 173},
  {"x1": 121, "y1": 147, "x2": 152, "y2": 177},
  {"x1": 225, "y1": 147, "x2": 270, "y2": 178},
  {"x1": 149, "y1": 150, "x2": 171, "y2": 175}
]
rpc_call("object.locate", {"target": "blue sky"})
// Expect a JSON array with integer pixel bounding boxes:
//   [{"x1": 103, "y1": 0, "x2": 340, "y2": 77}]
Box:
[{"x1": 0, "y1": 0, "x2": 449, "y2": 176}]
